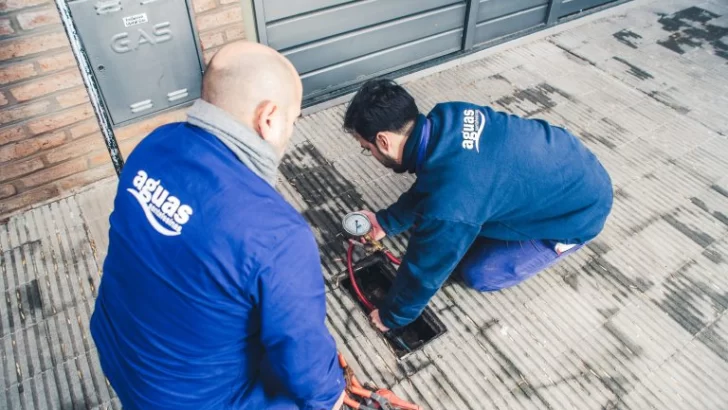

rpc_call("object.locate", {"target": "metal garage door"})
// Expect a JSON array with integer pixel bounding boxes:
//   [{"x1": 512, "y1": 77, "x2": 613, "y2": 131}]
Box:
[
  {"x1": 255, "y1": 0, "x2": 468, "y2": 100},
  {"x1": 250, "y1": 0, "x2": 625, "y2": 102}
]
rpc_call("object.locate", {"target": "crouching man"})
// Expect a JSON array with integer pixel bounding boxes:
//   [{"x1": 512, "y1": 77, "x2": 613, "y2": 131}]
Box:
[
  {"x1": 90, "y1": 42, "x2": 345, "y2": 409},
  {"x1": 344, "y1": 79, "x2": 613, "y2": 331}
]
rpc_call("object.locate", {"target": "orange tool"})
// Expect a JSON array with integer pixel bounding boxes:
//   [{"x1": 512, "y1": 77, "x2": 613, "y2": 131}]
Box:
[{"x1": 338, "y1": 352, "x2": 422, "y2": 410}]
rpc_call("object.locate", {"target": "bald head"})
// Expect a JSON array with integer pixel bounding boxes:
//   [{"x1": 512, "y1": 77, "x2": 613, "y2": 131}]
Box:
[
  {"x1": 202, "y1": 41, "x2": 302, "y2": 126},
  {"x1": 202, "y1": 41, "x2": 303, "y2": 157}
]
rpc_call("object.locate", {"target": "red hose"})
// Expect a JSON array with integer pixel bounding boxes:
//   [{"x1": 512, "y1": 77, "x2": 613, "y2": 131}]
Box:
[
  {"x1": 347, "y1": 241, "x2": 375, "y2": 311},
  {"x1": 383, "y1": 250, "x2": 401, "y2": 265}
]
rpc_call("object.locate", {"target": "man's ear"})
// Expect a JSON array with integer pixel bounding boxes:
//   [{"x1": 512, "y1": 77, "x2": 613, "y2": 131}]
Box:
[
  {"x1": 254, "y1": 100, "x2": 277, "y2": 139},
  {"x1": 375, "y1": 132, "x2": 389, "y2": 151}
]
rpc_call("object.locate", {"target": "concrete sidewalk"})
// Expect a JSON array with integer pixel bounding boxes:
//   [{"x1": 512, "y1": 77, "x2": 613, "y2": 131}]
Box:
[{"x1": 2, "y1": 0, "x2": 728, "y2": 408}]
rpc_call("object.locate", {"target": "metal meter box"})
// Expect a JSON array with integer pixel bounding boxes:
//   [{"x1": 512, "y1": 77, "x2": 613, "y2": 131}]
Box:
[{"x1": 68, "y1": 0, "x2": 203, "y2": 125}]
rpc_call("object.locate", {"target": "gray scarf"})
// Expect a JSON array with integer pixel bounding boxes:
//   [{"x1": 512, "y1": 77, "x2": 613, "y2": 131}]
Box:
[{"x1": 186, "y1": 100, "x2": 279, "y2": 186}]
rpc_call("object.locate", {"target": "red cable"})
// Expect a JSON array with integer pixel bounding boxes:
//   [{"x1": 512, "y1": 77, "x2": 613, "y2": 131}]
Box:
[{"x1": 347, "y1": 241, "x2": 376, "y2": 311}]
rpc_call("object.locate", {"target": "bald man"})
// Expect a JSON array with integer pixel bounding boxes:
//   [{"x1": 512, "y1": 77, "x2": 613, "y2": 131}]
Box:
[{"x1": 90, "y1": 42, "x2": 345, "y2": 410}]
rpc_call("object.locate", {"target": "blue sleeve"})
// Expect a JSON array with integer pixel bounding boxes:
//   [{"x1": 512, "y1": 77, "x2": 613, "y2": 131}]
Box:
[
  {"x1": 379, "y1": 218, "x2": 480, "y2": 328},
  {"x1": 375, "y1": 185, "x2": 419, "y2": 237},
  {"x1": 258, "y1": 224, "x2": 344, "y2": 409}
]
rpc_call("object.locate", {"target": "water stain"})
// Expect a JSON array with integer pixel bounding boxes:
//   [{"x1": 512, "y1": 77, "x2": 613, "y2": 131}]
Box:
[
  {"x1": 613, "y1": 29, "x2": 643, "y2": 49},
  {"x1": 690, "y1": 197, "x2": 710, "y2": 212},
  {"x1": 478, "y1": 328, "x2": 553, "y2": 409},
  {"x1": 657, "y1": 7, "x2": 728, "y2": 60},
  {"x1": 496, "y1": 83, "x2": 573, "y2": 117},
  {"x1": 587, "y1": 240, "x2": 612, "y2": 257},
  {"x1": 604, "y1": 320, "x2": 644, "y2": 357},
  {"x1": 662, "y1": 213, "x2": 715, "y2": 248},
  {"x1": 612, "y1": 57, "x2": 654, "y2": 80},
  {"x1": 647, "y1": 91, "x2": 690, "y2": 114},
  {"x1": 697, "y1": 324, "x2": 728, "y2": 362},
  {"x1": 583, "y1": 256, "x2": 654, "y2": 297},
  {"x1": 563, "y1": 271, "x2": 580, "y2": 290},
  {"x1": 711, "y1": 184, "x2": 728, "y2": 198},
  {"x1": 581, "y1": 131, "x2": 617, "y2": 149},
  {"x1": 24, "y1": 279, "x2": 43, "y2": 313},
  {"x1": 598, "y1": 308, "x2": 620, "y2": 319},
  {"x1": 702, "y1": 248, "x2": 724, "y2": 264},
  {"x1": 614, "y1": 188, "x2": 630, "y2": 199},
  {"x1": 654, "y1": 261, "x2": 728, "y2": 336},
  {"x1": 689, "y1": 197, "x2": 728, "y2": 226}
]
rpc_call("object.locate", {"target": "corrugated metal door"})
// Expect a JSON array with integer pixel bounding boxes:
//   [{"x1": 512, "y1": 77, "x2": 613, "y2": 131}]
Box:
[
  {"x1": 473, "y1": 0, "x2": 550, "y2": 46},
  {"x1": 259, "y1": 0, "x2": 467, "y2": 100},
  {"x1": 251, "y1": 0, "x2": 625, "y2": 102}
]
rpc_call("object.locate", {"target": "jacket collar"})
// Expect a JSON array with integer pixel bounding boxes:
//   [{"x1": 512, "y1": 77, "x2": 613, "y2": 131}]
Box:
[
  {"x1": 397, "y1": 114, "x2": 427, "y2": 174},
  {"x1": 186, "y1": 100, "x2": 279, "y2": 186}
]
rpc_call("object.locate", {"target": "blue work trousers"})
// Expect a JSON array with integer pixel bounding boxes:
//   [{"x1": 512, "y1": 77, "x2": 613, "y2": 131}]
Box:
[{"x1": 458, "y1": 237, "x2": 583, "y2": 292}]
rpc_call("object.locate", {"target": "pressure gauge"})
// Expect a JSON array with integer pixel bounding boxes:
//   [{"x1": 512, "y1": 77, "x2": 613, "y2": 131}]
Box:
[{"x1": 342, "y1": 212, "x2": 372, "y2": 237}]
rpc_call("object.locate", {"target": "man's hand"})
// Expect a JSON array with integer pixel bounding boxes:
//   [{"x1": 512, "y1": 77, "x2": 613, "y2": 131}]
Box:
[
  {"x1": 369, "y1": 309, "x2": 390, "y2": 332},
  {"x1": 359, "y1": 210, "x2": 386, "y2": 241}
]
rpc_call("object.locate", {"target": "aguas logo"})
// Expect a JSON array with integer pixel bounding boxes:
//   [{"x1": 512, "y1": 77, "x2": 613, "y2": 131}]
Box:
[
  {"x1": 462, "y1": 109, "x2": 485, "y2": 152},
  {"x1": 127, "y1": 170, "x2": 193, "y2": 236}
]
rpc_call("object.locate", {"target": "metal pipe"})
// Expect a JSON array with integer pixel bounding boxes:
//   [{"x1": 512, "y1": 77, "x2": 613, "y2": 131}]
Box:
[{"x1": 53, "y1": 0, "x2": 125, "y2": 175}]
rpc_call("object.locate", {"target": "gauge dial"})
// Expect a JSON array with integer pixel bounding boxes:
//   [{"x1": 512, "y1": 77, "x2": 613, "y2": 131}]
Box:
[{"x1": 342, "y1": 212, "x2": 372, "y2": 237}]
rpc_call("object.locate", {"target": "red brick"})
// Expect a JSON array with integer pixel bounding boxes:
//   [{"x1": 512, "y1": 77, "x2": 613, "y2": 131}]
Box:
[
  {"x1": 16, "y1": 7, "x2": 60, "y2": 31},
  {"x1": 196, "y1": 7, "x2": 242, "y2": 32},
  {"x1": 0, "y1": 131, "x2": 66, "y2": 163},
  {"x1": 193, "y1": 0, "x2": 217, "y2": 13},
  {"x1": 89, "y1": 149, "x2": 111, "y2": 167},
  {"x1": 0, "y1": 92, "x2": 8, "y2": 107},
  {"x1": 44, "y1": 133, "x2": 104, "y2": 164},
  {"x1": 0, "y1": 0, "x2": 49, "y2": 13},
  {"x1": 18, "y1": 157, "x2": 87, "y2": 189},
  {"x1": 11, "y1": 70, "x2": 83, "y2": 102},
  {"x1": 225, "y1": 25, "x2": 245, "y2": 41},
  {"x1": 200, "y1": 31, "x2": 225, "y2": 50},
  {"x1": 69, "y1": 119, "x2": 99, "y2": 139},
  {"x1": 0, "y1": 157, "x2": 44, "y2": 182},
  {"x1": 0, "y1": 18, "x2": 13, "y2": 35},
  {"x1": 0, "y1": 100, "x2": 51, "y2": 125},
  {"x1": 27, "y1": 105, "x2": 93, "y2": 135},
  {"x1": 0, "y1": 126, "x2": 27, "y2": 145},
  {"x1": 0, "y1": 32, "x2": 68, "y2": 60},
  {"x1": 0, "y1": 184, "x2": 15, "y2": 199},
  {"x1": 56, "y1": 87, "x2": 89, "y2": 108},
  {"x1": 36, "y1": 52, "x2": 76, "y2": 73},
  {"x1": 0, "y1": 63, "x2": 36, "y2": 85},
  {"x1": 0, "y1": 185, "x2": 60, "y2": 216},
  {"x1": 56, "y1": 163, "x2": 115, "y2": 191}
]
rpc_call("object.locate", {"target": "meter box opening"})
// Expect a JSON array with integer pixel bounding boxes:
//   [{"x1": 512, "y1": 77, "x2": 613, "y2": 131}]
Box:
[{"x1": 68, "y1": 0, "x2": 204, "y2": 126}]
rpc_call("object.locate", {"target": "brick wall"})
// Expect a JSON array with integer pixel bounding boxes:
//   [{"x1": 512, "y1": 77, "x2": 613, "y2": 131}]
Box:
[{"x1": 0, "y1": 0, "x2": 247, "y2": 220}]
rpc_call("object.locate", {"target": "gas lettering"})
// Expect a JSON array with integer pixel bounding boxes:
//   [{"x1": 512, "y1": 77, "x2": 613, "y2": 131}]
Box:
[{"x1": 111, "y1": 22, "x2": 173, "y2": 54}]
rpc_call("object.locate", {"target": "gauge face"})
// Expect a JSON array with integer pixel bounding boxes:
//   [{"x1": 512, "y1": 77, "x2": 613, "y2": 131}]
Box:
[{"x1": 342, "y1": 212, "x2": 372, "y2": 237}]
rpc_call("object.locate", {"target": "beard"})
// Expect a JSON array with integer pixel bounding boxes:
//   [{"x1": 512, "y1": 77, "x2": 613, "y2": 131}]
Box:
[{"x1": 376, "y1": 148, "x2": 407, "y2": 173}]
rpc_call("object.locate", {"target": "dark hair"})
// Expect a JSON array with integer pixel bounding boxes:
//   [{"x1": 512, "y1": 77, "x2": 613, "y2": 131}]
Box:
[{"x1": 343, "y1": 78, "x2": 419, "y2": 143}]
